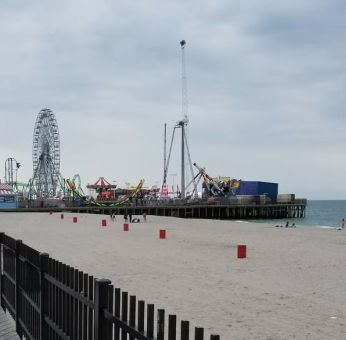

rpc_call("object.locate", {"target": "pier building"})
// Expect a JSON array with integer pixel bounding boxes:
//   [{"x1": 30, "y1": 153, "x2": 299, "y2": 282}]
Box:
[{"x1": 0, "y1": 181, "x2": 18, "y2": 209}]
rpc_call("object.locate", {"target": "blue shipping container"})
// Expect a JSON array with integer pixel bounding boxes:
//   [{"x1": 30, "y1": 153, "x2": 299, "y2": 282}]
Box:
[{"x1": 236, "y1": 181, "x2": 278, "y2": 201}]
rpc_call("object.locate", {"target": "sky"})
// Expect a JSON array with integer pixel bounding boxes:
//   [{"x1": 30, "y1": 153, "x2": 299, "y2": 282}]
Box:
[{"x1": 0, "y1": 0, "x2": 345, "y2": 199}]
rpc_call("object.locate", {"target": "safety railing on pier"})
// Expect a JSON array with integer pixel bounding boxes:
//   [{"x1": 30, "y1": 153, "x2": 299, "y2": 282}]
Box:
[
  {"x1": 0, "y1": 232, "x2": 220, "y2": 340},
  {"x1": 125, "y1": 197, "x2": 307, "y2": 207}
]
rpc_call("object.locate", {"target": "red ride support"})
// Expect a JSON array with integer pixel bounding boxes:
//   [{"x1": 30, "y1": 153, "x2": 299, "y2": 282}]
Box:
[
  {"x1": 159, "y1": 230, "x2": 166, "y2": 239},
  {"x1": 101, "y1": 219, "x2": 107, "y2": 227},
  {"x1": 123, "y1": 223, "x2": 129, "y2": 231},
  {"x1": 73, "y1": 217, "x2": 78, "y2": 223},
  {"x1": 60, "y1": 214, "x2": 64, "y2": 220},
  {"x1": 237, "y1": 245, "x2": 247, "y2": 259}
]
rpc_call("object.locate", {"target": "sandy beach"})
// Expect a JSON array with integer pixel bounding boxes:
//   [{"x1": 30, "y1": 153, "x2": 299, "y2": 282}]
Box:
[{"x1": 0, "y1": 212, "x2": 345, "y2": 339}]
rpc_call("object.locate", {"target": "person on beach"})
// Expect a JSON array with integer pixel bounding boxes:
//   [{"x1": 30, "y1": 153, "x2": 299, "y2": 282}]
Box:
[
  {"x1": 342, "y1": 218, "x2": 345, "y2": 229},
  {"x1": 111, "y1": 211, "x2": 117, "y2": 222},
  {"x1": 129, "y1": 212, "x2": 132, "y2": 223},
  {"x1": 143, "y1": 212, "x2": 147, "y2": 222},
  {"x1": 285, "y1": 221, "x2": 289, "y2": 228},
  {"x1": 124, "y1": 214, "x2": 128, "y2": 222}
]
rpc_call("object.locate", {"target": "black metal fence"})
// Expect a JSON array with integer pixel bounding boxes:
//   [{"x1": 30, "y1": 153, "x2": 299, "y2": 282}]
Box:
[{"x1": 0, "y1": 232, "x2": 220, "y2": 340}]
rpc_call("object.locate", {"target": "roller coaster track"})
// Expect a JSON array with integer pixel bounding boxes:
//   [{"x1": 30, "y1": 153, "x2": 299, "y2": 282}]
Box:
[
  {"x1": 66, "y1": 174, "x2": 85, "y2": 199},
  {"x1": 91, "y1": 179, "x2": 145, "y2": 207}
]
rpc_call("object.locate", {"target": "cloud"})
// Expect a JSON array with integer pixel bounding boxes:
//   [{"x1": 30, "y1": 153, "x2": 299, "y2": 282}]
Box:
[{"x1": 0, "y1": 0, "x2": 345, "y2": 198}]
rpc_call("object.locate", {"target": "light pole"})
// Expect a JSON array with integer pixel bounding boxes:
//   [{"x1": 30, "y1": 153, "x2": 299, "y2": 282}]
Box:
[
  {"x1": 113, "y1": 180, "x2": 117, "y2": 200},
  {"x1": 170, "y1": 173, "x2": 177, "y2": 194}
]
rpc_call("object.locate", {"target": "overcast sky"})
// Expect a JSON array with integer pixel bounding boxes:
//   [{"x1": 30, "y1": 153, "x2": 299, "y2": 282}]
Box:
[{"x1": 0, "y1": 0, "x2": 345, "y2": 199}]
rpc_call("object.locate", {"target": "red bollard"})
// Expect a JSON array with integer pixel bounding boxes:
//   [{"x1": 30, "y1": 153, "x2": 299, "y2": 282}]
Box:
[
  {"x1": 73, "y1": 217, "x2": 78, "y2": 223},
  {"x1": 159, "y1": 230, "x2": 166, "y2": 239},
  {"x1": 123, "y1": 223, "x2": 129, "y2": 231},
  {"x1": 60, "y1": 214, "x2": 64, "y2": 220},
  {"x1": 237, "y1": 245, "x2": 247, "y2": 259},
  {"x1": 101, "y1": 219, "x2": 107, "y2": 227}
]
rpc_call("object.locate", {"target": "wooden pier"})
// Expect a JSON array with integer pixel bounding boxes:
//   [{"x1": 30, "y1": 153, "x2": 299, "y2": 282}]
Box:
[
  {"x1": 3, "y1": 201, "x2": 307, "y2": 220},
  {"x1": 78, "y1": 202, "x2": 306, "y2": 219}
]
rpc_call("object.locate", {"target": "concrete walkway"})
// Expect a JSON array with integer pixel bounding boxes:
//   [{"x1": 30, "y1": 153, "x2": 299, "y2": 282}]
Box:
[{"x1": 0, "y1": 308, "x2": 19, "y2": 340}]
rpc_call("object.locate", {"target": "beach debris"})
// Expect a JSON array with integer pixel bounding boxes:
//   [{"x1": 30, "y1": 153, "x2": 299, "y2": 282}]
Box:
[
  {"x1": 123, "y1": 223, "x2": 129, "y2": 231},
  {"x1": 101, "y1": 219, "x2": 107, "y2": 227}
]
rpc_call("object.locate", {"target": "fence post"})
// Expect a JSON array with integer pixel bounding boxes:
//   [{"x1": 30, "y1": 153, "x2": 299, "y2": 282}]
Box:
[
  {"x1": 168, "y1": 314, "x2": 177, "y2": 340},
  {"x1": 121, "y1": 292, "x2": 128, "y2": 340},
  {"x1": 39, "y1": 253, "x2": 49, "y2": 340},
  {"x1": 181, "y1": 320, "x2": 190, "y2": 340},
  {"x1": 195, "y1": 327, "x2": 204, "y2": 340},
  {"x1": 147, "y1": 304, "x2": 154, "y2": 338},
  {"x1": 15, "y1": 239, "x2": 22, "y2": 336},
  {"x1": 168, "y1": 315, "x2": 177, "y2": 340},
  {"x1": 94, "y1": 278, "x2": 112, "y2": 340},
  {"x1": 157, "y1": 309, "x2": 165, "y2": 340},
  {"x1": 0, "y1": 232, "x2": 3, "y2": 309}
]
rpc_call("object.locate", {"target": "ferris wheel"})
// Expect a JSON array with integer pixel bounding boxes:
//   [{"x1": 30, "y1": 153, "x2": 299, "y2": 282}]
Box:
[{"x1": 29, "y1": 109, "x2": 64, "y2": 198}]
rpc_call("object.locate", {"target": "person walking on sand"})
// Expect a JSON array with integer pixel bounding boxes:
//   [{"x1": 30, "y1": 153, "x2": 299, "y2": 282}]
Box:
[
  {"x1": 342, "y1": 218, "x2": 345, "y2": 229},
  {"x1": 111, "y1": 211, "x2": 117, "y2": 222},
  {"x1": 143, "y1": 212, "x2": 147, "y2": 223}
]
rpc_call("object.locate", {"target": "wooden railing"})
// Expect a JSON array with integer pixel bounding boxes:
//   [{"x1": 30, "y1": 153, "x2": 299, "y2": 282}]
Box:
[{"x1": 0, "y1": 232, "x2": 220, "y2": 340}]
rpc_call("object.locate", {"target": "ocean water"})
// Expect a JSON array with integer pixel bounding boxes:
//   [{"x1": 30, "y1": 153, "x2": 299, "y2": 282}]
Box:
[{"x1": 252, "y1": 200, "x2": 346, "y2": 229}]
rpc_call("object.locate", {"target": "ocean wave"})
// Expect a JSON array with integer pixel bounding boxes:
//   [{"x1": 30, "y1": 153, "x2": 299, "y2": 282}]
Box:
[{"x1": 312, "y1": 225, "x2": 335, "y2": 229}]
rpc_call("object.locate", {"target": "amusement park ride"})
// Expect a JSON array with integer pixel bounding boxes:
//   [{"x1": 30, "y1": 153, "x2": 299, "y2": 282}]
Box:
[
  {"x1": 2, "y1": 41, "x2": 241, "y2": 208},
  {"x1": 161, "y1": 40, "x2": 241, "y2": 200},
  {"x1": 3, "y1": 108, "x2": 147, "y2": 207},
  {"x1": 4, "y1": 157, "x2": 21, "y2": 191},
  {"x1": 66, "y1": 174, "x2": 85, "y2": 201},
  {"x1": 86, "y1": 177, "x2": 146, "y2": 207},
  {"x1": 162, "y1": 40, "x2": 198, "y2": 199},
  {"x1": 27, "y1": 109, "x2": 65, "y2": 199}
]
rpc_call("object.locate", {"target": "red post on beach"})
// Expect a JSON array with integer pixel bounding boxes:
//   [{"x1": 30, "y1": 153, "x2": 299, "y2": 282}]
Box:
[
  {"x1": 73, "y1": 217, "x2": 78, "y2": 223},
  {"x1": 123, "y1": 223, "x2": 129, "y2": 231},
  {"x1": 159, "y1": 230, "x2": 166, "y2": 239},
  {"x1": 60, "y1": 214, "x2": 64, "y2": 220},
  {"x1": 101, "y1": 219, "x2": 107, "y2": 227},
  {"x1": 237, "y1": 245, "x2": 247, "y2": 259}
]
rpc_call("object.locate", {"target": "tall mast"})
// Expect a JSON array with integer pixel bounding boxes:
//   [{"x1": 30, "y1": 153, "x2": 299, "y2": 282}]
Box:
[
  {"x1": 180, "y1": 40, "x2": 188, "y2": 122},
  {"x1": 181, "y1": 122, "x2": 185, "y2": 198},
  {"x1": 180, "y1": 40, "x2": 187, "y2": 198},
  {"x1": 163, "y1": 40, "x2": 195, "y2": 199},
  {"x1": 163, "y1": 123, "x2": 167, "y2": 184}
]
